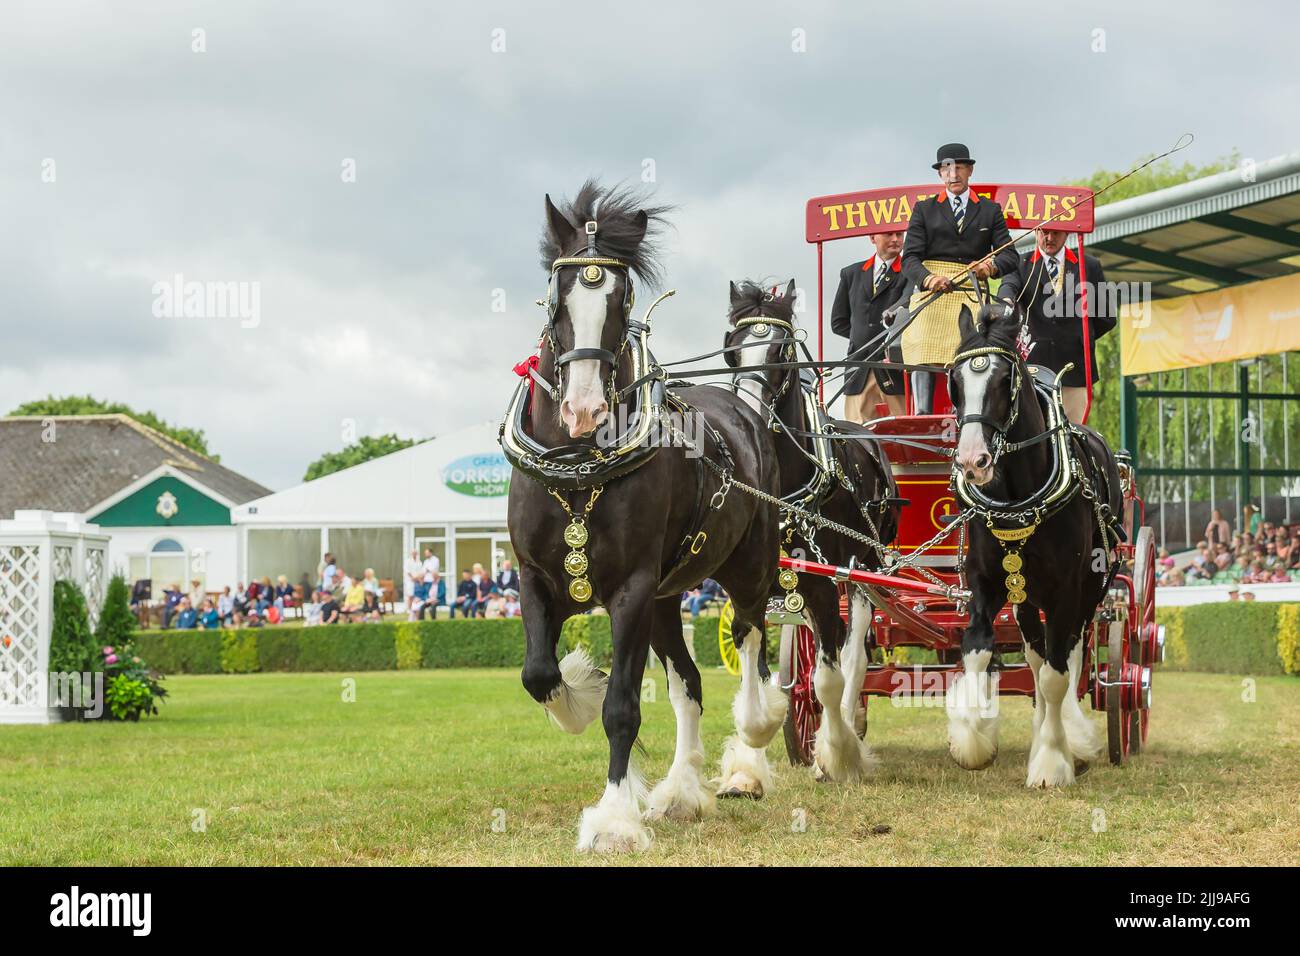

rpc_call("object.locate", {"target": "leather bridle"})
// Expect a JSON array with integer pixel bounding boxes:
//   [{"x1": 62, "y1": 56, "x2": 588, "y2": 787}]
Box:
[
  {"x1": 533, "y1": 219, "x2": 636, "y2": 405},
  {"x1": 725, "y1": 312, "x2": 799, "y2": 408},
  {"x1": 948, "y1": 345, "x2": 1027, "y2": 464}
]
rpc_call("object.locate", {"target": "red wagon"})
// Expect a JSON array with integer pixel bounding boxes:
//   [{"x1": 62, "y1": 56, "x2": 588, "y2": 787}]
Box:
[{"x1": 773, "y1": 181, "x2": 1162, "y2": 767}]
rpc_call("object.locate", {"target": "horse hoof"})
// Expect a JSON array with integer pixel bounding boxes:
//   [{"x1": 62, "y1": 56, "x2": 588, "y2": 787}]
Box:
[
  {"x1": 949, "y1": 747, "x2": 998, "y2": 771},
  {"x1": 716, "y1": 787, "x2": 762, "y2": 801},
  {"x1": 589, "y1": 833, "x2": 642, "y2": 854}
]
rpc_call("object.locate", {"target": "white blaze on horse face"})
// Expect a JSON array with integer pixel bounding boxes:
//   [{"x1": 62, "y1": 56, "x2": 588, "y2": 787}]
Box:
[
  {"x1": 954, "y1": 357, "x2": 998, "y2": 485},
  {"x1": 559, "y1": 269, "x2": 617, "y2": 438},
  {"x1": 735, "y1": 328, "x2": 773, "y2": 416}
]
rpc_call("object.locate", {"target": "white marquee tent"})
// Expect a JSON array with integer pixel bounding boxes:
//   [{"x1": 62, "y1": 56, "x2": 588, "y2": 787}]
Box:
[{"x1": 231, "y1": 422, "x2": 512, "y2": 596}]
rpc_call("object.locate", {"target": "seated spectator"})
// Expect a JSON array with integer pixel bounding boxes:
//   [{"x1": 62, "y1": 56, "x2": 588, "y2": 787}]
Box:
[
  {"x1": 256, "y1": 576, "x2": 275, "y2": 613},
  {"x1": 476, "y1": 571, "x2": 496, "y2": 618},
  {"x1": 502, "y1": 588, "x2": 521, "y2": 617},
  {"x1": 245, "y1": 607, "x2": 264, "y2": 627},
  {"x1": 1269, "y1": 566, "x2": 1291, "y2": 583},
  {"x1": 198, "y1": 599, "x2": 220, "y2": 630},
  {"x1": 336, "y1": 567, "x2": 354, "y2": 600},
  {"x1": 1213, "y1": 542, "x2": 1232, "y2": 571},
  {"x1": 482, "y1": 591, "x2": 506, "y2": 618},
  {"x1": 304, "y1": 591, "x2": 324, "y2": 627},
  {"x1": 217, "y1": 586, "x2": 235, "y2": 627},
  {"x1": 174, "y1": 597, "x2": 197, "y2": 629},
  {"x1": 341, "y1": 573, "x2": 367, "y2": 621},
  {"x1": 686, "y1": 578, "x2": 725, "y2": 620},
  {"x1": 188, "y1": 578, "x2": 205, "y2": 610},
  {"x1": 162, "y1": 583, "x2": 184, "y2": 628},
  {"x1": 274, "y1": 575, "x2": 296, "y2": 609},
  {"x1": 496, "y1": 560, "x2": 520, "y2": 595},
  {"x1": 362, "y1": 568, "x2": 383, "y2": 622},
  {"x1": 452, "y1": 570, "x2": 478, "y2": 618},
  {"x1": 320, "y1": 590, "x2": 341, "y2": 625}
]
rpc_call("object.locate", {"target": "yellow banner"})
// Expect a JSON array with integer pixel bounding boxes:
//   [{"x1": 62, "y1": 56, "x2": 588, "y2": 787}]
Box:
[{"x1": 1120, "y1": 271, "x2": 1300, "y2": 375}]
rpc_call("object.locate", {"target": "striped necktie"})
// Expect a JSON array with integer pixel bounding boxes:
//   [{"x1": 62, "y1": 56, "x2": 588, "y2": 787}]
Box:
[
  {"x1": 952, "y1": 196, "x2": 965, "y2": 230},
  {"x1": 1046, "y1": 254, "x2": 1060, "y2": 284},
  {"x1": 874, "y1": 261, "x2": 887, "y2": 292}
]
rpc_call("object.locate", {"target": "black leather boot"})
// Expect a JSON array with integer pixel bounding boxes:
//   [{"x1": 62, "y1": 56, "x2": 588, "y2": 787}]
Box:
[{"x1": 911, "y1": 370, "x2": 935, "y2": 415}]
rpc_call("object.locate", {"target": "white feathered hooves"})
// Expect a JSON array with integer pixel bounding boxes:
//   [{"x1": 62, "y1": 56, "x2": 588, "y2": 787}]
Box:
[
  {"x1": 946, "y1": 651, "x2": 1001, "y2": 771},
  {"x1": 543, "y1": 647, "x2": 608, "y2": 735}
]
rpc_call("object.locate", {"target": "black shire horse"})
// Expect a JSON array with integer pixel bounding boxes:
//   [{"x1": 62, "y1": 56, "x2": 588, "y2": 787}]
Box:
[
  {"x1": 948, "y1": 302, "x2": 1122, "y2": 787},
  {"x1": 723, "y1": 280, "x2": 900, "y2": 787},
  {"x1": 505, "y1": 182, "x2": 782, "y2": 851}
]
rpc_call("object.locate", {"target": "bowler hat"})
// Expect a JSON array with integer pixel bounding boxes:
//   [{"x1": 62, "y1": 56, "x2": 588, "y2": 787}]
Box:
[{"x1": 933, "y1": 143, "x2": 976, "y2": 169}]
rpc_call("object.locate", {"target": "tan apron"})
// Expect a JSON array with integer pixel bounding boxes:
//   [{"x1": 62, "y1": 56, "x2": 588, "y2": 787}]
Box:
[{"x1": 902, "y1": 259, "x2": 985, "y2": 366}]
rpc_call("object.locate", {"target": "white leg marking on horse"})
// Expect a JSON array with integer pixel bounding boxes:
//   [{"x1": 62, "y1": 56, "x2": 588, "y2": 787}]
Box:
[
  {"x1": 717, "y1": 735, "x2": 774, "y2": 799},
  {"x1": 732, "y1": 625, "x2": 787, "y2": 748},
  {"x1": 813, "y1": 651, "x2": 877, "y2": 782},
  {"x1": 543, "y1": 647, "x2": 608, "y2": 734},
  {"x1": 718, "y1": 625, "x2": 783, "y2": 798},
  {"x1": 1023, "y1": 640, "x2": 1046, "y2": 764},
  {"x1": 646, "y1": 660, "x2": 716, "y2": 823},
  {"x1": 839, "y1": 590, "x2": 871, "y2": 740},
  {"x1": 946, "y1": 648, "x2": 1000, "y2": 770},
  {"x1": 577, "y1": 769, "x2": 652, "y2": 854},
  {"x1": 1061, "y1": 636, "x2": 1102, "y2": 763},
  {"x1": 1026, "y1": 662, "x2": 1075, "y2": 788}
]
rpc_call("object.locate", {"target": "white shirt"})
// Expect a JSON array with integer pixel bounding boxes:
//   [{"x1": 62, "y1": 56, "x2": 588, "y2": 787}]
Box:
[
  {"x1": 946, "y1": 187, "x2": 969, "y2": 217},
  {"x1": 422, "y1": 555, "x2": 440, "y2": 583}
]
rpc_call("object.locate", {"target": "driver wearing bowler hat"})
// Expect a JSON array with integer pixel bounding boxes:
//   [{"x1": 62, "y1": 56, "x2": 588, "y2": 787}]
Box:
[{"x1": 899, "y1": 143, "x2": 1020, "y2": 413}]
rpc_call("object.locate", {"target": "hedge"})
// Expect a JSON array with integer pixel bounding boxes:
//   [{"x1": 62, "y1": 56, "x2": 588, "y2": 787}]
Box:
[
  {"x1": 1156, "y1": 602, "x2": 1300, "y2": 676},
  {"x1": 129, "y1": 603, "x2": 1300, "y2": 677},
  {"x1": 128, "y1": 616, "x2": 695, "y2": 674}
]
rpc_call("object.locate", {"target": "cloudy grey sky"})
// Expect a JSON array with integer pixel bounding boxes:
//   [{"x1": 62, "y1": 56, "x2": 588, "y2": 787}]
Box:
[{"x1": 2, "y1": 0, "x2": 1293, "y2": 490}]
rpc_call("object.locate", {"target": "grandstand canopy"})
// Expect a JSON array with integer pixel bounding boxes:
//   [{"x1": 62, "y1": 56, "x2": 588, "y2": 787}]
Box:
[{"x1": 1087, "y1": 151, "x2": 1300, "y2": 300}]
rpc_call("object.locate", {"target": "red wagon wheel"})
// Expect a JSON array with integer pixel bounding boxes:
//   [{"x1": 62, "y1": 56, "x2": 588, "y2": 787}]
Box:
[
  {"x1": 1129, "y1": 526, "x2": 1157, "y2": 752},
  {"x1": 778, "y1": 624, "x2": 819, "y2": 766},
  {"x1": 1104, "y1": 526, "x2": 1156, "y2": 764},
  {"x1": 1104, "y1": 620, "x2": 1132, "y2": 765}
]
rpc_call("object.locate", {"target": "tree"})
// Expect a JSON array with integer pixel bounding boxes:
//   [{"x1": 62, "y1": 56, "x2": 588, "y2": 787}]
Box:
[
  {"x1": 302, "y1": 433, "x2": 423, "y2": 482},
  {"x1": 49, "y1": 580, "x2": 96, "y2": 676},
  {"x1": 95, "y1": 574, "x2": 137, "y2": 653},
  {"x1": 8, "y1": 395, "x2": 217, "y2": 461}
]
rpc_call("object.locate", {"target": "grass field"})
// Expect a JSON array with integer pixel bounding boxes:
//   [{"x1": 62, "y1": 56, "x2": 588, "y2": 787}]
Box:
[{"x1": 2, "y1": 668, "x2": 1297, "y2": 865}]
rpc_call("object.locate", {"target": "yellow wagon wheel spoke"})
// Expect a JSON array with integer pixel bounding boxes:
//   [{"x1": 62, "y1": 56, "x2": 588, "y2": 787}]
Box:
[{"x1": 718, "y1": 600, "x2": 740, "y2": 675}]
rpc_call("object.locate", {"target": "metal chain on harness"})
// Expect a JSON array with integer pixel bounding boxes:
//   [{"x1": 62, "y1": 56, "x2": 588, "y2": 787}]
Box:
[{"x1": 656, "y1": 408, "x2": 971, "y2": 601}]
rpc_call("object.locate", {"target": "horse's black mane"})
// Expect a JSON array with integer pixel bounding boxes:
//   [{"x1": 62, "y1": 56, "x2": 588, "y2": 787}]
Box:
[
  {"x1": 539, "y1": 179, "x2": 672, "y2": 287},
  {"x1": 727, "y1": 279, "x2": 796, "y2": 325},
  {"x1": 956, "y1": 302, "x2": 1023, "y2": 356}
]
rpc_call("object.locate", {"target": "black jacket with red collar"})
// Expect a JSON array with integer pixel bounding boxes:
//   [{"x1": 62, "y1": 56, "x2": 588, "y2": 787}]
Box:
[
  {"x1": 997, "y1": 247, "x2": 1114, "y2": 388},
  {"x1": 830, "y1": 253, "x2": 911, "y2": 395},
  {"x1": 900, "y1": 190, "x2": 1020, "y2": 291}
]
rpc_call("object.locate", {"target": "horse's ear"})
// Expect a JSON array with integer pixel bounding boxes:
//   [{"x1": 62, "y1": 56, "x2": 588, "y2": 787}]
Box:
[
  {"x1": 544, "y1": 194, "x2": 578, "y2": 250},
  {"x1": 624, "y1": 209, "x2": 649, "y2": 248},
  {"x1": 957, "y1": 303, "x2": 979, "y2": 339},
  {"x1": 784, "y1": 278, "x2": 797, "y2": 301},
  {"x1": 729, "y1": 280, "x2": 742, "y2": 304}
]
